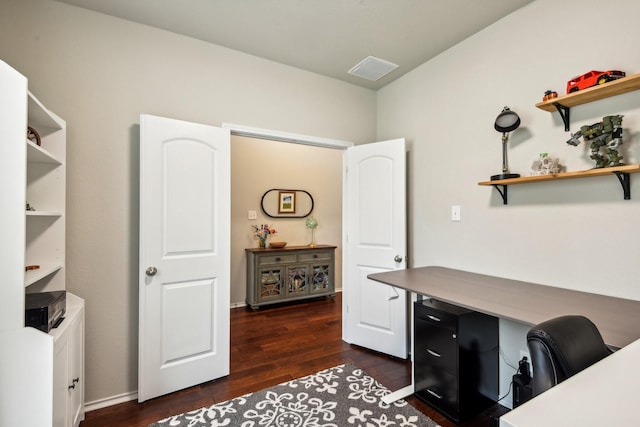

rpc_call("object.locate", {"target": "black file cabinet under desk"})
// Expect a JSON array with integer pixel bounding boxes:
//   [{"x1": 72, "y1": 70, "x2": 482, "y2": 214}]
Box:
[{"x1": 414, "y1": 299, "x2": 499, "y2": 423}]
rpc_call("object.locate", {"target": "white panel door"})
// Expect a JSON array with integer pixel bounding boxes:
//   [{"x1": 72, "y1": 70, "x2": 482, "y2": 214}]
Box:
[
  {"x1": 138, "y1": 114, "x2": 230, "y2": 402},
  {"x1": 343, "y1": 138, "x2": 407, "y2": 358}
]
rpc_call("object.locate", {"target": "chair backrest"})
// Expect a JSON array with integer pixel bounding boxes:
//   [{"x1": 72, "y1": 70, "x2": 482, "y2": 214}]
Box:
[{"x1": 526, "y1": 315, "x2": 613, "y2": 396}]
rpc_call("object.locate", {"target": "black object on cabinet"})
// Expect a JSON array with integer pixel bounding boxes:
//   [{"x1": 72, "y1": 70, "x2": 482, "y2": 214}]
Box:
[
  {"x1": 512, "y1": 373, "x2": 533, "y2": 408},
  {"x1": 414, "y1": 299, "x2": 499, "y2": 423}
]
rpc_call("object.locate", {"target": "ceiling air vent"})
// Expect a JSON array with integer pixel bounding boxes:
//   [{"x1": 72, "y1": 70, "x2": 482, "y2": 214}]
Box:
[{"x1": 348, "y1": 56, "x2": 399, "y2": 81}]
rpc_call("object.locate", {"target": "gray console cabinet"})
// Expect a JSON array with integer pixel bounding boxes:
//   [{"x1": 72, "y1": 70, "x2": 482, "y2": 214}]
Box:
[{"x1": 245, "y1": 245, "x2": 336, "y2": 309}]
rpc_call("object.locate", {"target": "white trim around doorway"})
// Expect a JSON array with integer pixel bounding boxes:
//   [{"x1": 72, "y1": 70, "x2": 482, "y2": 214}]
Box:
[{"x1": 222, "y1": 123, "x2": 354, "y2": 150}]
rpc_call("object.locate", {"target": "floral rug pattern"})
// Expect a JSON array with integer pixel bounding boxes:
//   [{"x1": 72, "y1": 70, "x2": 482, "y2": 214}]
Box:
[{"x1": 149, "y1": 364, "x2": 439, "y2": 427}]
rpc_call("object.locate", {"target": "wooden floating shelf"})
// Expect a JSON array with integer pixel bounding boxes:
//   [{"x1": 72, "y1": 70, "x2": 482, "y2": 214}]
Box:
[
  {"x1": 535, "y1": 73, "x2": 640, "y2": 131},
  {"x1": 478, "y1": 165, "x2": 640, "y2": 204},
  {"x1": 478, "y1": 164, "x2": 640, "y2": 186},
  {"x1": 536, "y1": 73, "x2": 640, "y2": 112}
]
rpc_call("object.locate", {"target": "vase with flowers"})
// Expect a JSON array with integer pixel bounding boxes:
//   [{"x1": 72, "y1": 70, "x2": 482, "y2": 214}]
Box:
[{"x1": 251, "y1": 224, "x2": 277, "y2": 248}]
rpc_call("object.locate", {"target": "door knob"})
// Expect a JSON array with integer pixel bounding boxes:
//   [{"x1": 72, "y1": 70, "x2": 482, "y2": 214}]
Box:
[
  {"x1": 394, "y1": 255, "x2": 404, "y2": 263},
  {"x1": 146, "y1": 266, "x2": 158, "y2": 276}
]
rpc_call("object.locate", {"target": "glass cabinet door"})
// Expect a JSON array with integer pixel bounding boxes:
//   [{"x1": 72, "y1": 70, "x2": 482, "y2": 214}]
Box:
[
  {"x1": 310, "y1": 263, "x2": 331, "y2": 294},
  {"x1": 287, "y1": 265, "x2": 308, "y2": 297},
  {"x1": 258, "y1": 267, "x2": 284, "y2": 301}
]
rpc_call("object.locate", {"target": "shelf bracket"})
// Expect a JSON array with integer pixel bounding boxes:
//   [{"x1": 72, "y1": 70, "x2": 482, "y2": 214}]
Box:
[
  {"x1": 552, "y1": 102, "x2": 571, "y2": 131},
  {"x1": 491, "y1": 184, "x2": 509, "y2": 205},
  {"x1": 613, "y1": 172, "x2": 631, "y2": 200}
]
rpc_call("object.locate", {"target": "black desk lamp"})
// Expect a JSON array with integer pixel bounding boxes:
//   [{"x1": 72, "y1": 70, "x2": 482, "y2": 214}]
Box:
[{"x1": 491, "y1": 106, "x2": 521, "y2": 180}]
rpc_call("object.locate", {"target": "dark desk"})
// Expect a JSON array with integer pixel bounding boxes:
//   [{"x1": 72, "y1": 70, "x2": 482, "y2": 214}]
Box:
[
  {"x1": 370, "y1": 266, "x2": 640, "y2": 424},
  {"x1": 368, "y1": 266, "x2": 640, "y2": 348}
]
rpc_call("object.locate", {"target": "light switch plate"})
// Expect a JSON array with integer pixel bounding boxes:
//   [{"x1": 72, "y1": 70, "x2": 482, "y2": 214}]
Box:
[
  {"x1": 248, "y1": 210, "x2": 257, "y2": 220},
  {"x1": 451, "y1": 205, "x2": 461, "y2": 221}
]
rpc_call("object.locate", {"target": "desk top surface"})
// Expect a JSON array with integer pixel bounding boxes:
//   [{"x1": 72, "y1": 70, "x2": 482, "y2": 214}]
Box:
[{"x1": 368, "y1": 266, "x2": 640, "y2": 348}]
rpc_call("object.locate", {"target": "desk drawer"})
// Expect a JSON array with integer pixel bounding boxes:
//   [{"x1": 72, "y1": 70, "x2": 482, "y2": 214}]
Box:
[{"x1": 257, "y1": 254, "x2": 297, "y2": 265}]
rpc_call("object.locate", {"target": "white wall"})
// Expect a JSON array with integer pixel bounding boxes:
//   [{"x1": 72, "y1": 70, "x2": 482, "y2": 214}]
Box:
[
  {"x1": 377, "y1": 0, "x2": 640, "y2": 407},
  {"x1": 0, "y1": 0, "x2": 375, "y2": 406}
]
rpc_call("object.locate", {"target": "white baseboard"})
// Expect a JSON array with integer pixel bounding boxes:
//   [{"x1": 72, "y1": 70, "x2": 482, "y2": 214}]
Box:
[
  {"x1": 84, "y1": 391, "x2": 137, "y2": 412},
  {"x1": 230, "y1": 301, "x2": 247, "y2": 309}
]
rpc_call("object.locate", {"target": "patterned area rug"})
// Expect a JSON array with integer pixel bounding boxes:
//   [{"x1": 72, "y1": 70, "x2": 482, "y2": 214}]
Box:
[{"x1": 148, "y1": 363, "x2": 440, "y2": 427}]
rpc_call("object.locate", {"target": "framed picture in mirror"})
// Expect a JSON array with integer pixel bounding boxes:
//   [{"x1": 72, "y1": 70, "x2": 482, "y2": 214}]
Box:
[{"x1": 278, "y1": 191, "x2": 295, "y2": 213}]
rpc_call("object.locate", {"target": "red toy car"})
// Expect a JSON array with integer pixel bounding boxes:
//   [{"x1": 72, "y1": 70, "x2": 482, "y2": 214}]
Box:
[{"x1": 566, "y1": 70, "x2": 626, "y2": 94}]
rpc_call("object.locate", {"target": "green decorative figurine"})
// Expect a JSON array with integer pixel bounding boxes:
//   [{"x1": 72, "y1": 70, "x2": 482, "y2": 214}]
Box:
[{"x1": 566, "y1": 115, "x2": 624, "y2": 168}]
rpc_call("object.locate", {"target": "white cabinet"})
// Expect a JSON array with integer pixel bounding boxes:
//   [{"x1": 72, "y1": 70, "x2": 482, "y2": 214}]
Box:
[
  {"x1": 52, "y1": 294, "x2": 85, "y2": 427},
  {"x1": 0, "y1": 60, "x2": 84, "y2": 427}
]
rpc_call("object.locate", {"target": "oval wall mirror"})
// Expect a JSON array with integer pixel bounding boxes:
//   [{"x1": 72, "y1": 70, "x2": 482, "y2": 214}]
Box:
[{"x1": 260, "y1": 189, "x2": 314, "y2": 218}]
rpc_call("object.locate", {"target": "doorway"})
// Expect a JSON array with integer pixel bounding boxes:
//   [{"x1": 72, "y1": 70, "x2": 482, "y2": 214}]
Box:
[
  {"x1": 227, "y1": 125, "x2": 352, "y2": 307},
  {"x1": 226, "y1": 125, "x2": 408, "y2": 360}
]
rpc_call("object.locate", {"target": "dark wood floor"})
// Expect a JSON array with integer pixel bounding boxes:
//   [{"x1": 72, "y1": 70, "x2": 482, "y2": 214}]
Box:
[{"x1": 81, "y1": 293, "x2": 507, "y2": 426}]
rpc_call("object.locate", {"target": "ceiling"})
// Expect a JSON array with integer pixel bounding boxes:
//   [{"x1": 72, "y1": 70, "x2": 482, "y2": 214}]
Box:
[{"x1": 54, "y1": 0, "x2": 533, "y2": 90}]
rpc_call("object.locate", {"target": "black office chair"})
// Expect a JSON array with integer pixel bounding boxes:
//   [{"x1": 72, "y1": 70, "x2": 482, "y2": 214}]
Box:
[{"x1": 526, "y1": 315, "x2": 614, "y2": 396}]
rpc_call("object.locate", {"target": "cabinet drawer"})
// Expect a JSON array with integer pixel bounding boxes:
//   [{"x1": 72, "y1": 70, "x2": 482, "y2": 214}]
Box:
[
  {"x1": 414, "y1": 308, "x2": 457, "y2": 332},
  {"x1": 415, "y1": 299, "x2": 471, "y2": 328},
  {"x1": 415, "y1": 318, "x2": 457, "y2": 373},
  {"x1": 415, "y1": 366, "x2": 458, "y2": 415},
  {"x1": 257, "y1": 254, "x2": 297, "y2": 265},
  {"x1": 298, "y1": 251, "x2": 332, "y2": 262}
]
